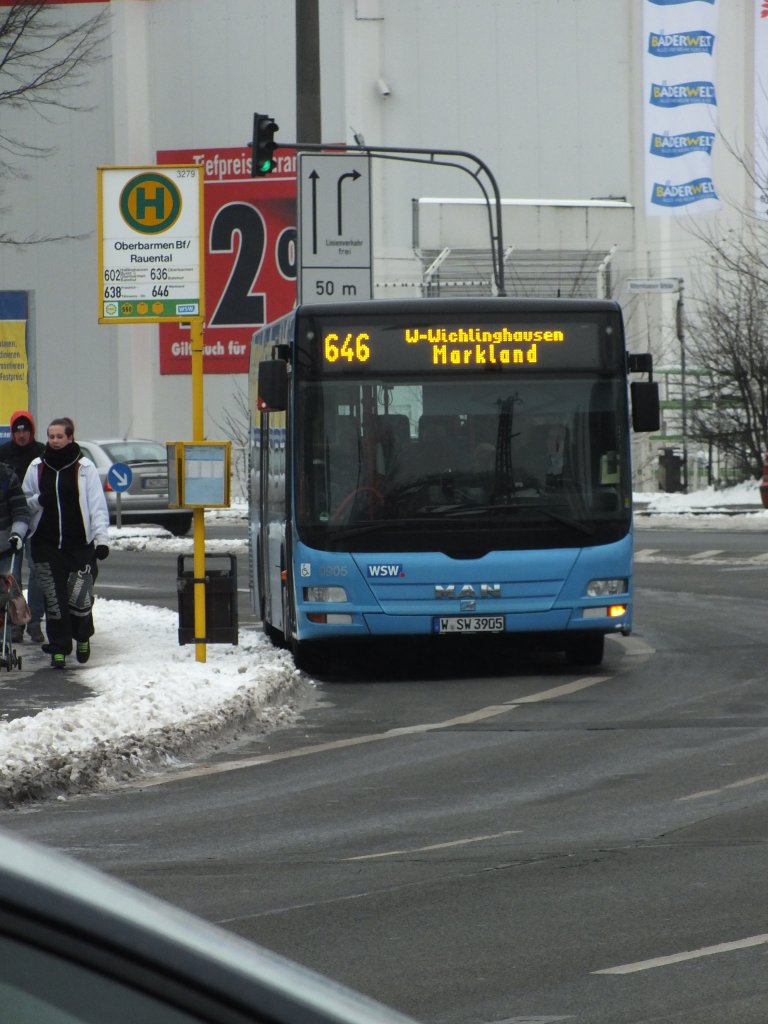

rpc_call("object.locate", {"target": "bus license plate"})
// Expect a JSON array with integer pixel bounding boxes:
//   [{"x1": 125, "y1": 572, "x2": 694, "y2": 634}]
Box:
[{"x1": 434, "y1": 616, "x2": 504, "y2": 634}]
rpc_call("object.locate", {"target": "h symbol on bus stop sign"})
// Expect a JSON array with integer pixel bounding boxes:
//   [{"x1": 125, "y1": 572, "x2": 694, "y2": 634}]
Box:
[{"x1": 136, "y1": 185, "x2": 166, "y2": 220}]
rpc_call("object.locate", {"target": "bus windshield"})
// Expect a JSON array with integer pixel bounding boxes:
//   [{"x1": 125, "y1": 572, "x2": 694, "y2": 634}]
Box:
[{"x1": 295, "y1": 374, "x2": 631, "y2": 556}]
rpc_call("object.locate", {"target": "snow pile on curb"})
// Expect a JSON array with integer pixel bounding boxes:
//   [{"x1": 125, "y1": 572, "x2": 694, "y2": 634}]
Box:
[{"x1": 0, "y1": 600, "x2": 309, "y2": 805}]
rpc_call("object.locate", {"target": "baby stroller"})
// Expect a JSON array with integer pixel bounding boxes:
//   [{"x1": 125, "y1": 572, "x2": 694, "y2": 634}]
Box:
[{"x1": 0, "y1": 548, "x2": 29, "y2": 672}]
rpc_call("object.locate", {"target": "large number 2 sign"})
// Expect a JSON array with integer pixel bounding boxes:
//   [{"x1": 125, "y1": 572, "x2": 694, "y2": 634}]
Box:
[
  {"x1": 209, "y1": 203, "x2": 296, "y2": 328},
  {"x1": 157, "y1": 148, "x2": 297, "y2": 375}
]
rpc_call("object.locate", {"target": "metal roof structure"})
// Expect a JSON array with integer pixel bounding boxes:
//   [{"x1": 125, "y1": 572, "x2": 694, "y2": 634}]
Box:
[{"x1": 416, "y1": 247, "x2": 616, "y2": 299}]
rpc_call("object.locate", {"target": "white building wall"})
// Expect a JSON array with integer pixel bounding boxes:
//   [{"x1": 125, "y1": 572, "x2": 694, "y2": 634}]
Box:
[
  {"x1": 0, "y1": 0, "x2": 754, "y2": 473},
  {"x1": 0, "y1": 2, "x2": 116, "y2": 437},
  {"x1": 347, "y1": 0, "x2": 635, "y2": 224}
]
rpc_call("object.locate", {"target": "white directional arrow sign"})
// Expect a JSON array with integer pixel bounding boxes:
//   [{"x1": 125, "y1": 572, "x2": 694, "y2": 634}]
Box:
[
  {"x1": 298, "y1": 153, "x2": 372, "y2": 303},
  {"x1": 107, "y1": 462, "x2": 133, "y2": 492},
  {"x1": 107, "y1": 461, "x2": 133, "y2": 528}
]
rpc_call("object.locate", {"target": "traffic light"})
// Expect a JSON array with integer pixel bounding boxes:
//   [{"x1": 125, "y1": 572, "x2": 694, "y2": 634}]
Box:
[{"x1": 251, "y1": 112, "x2": 279, "y2": 176}]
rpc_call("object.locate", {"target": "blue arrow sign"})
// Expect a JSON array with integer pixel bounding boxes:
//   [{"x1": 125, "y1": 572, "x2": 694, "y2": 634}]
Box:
[{"x1": 107, "y1": 462, "x2": 133, "y2": 492}]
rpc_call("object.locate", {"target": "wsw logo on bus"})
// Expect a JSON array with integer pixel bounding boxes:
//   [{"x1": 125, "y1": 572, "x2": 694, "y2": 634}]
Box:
[{"x1": 367, "y1": 564, "x2": 404, "y2": 578}]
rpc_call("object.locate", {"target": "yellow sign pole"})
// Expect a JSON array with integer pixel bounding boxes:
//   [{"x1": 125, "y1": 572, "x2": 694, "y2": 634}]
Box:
[
  {"x1": 99, "y1": 165, "x2": 208, "y2": 660},
  {"x1": 190, "y1": 316, "x2": 207, "y2": 663}
]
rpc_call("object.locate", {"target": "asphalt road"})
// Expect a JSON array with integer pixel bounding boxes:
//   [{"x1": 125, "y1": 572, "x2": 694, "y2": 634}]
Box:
[{"x1": 4, "y1": 524, "x2": 768, "y2": 1024}]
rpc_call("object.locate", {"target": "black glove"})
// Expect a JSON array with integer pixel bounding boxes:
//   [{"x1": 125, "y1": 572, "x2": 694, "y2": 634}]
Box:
[
  {"x1": 95, "y1": 544, "x2": 109, "y2": 560},
  {"x1": 8, "y1": 533, "x2": 22, "y2": 551}
]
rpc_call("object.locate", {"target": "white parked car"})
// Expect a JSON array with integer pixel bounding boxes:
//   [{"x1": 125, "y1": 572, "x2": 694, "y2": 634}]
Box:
[{"x1": 78, "y1": 438, "x2": 193, "y2": 536}]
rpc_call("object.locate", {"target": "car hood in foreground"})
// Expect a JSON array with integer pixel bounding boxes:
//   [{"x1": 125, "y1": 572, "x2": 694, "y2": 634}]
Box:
[{"x1": 0, "y1": 828, "x2": 417, "y2": 1024}]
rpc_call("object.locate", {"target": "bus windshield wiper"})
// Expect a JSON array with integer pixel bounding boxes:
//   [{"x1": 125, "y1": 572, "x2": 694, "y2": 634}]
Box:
[
  {"x1": 531, "y1": 506, "x2": 595, "y2": 536},
  {"x1": 324, "y1": 520, "x2": 401, "y2": 540},
  {"x1": 436, "y1": 501, "x2": 595, "y2": 536}
]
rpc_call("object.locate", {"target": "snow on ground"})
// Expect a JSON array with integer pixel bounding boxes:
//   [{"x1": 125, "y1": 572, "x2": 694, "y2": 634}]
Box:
[
  {"x1": 0, "y1": 505, "x2": 312, "y2": 806},
  {"x1": 636, "y1": 479, "x2": 768, "y2": 530},
  {"x1": 0, "y1": 602, "x2": 310, "y2": 806},
  {"x1": 0, "y1": 490, "x2": 764, "y2": 806}
]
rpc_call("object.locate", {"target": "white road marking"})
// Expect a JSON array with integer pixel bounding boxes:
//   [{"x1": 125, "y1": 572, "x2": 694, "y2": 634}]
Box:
[
  {"x1": 688, "y1": 549, "x2": 724, "y2": 560},
  {"x1": 482, "y1": 1017, "x2": 572, "y2": 1023},
  {"x1": 678, "y1": 770, "x2": 768, "y2": 801},
  {"x1": 593, "y1": 932, "x2": 768, "y2": 974},
  {"x1": 508, "y1": 676, "x2": 609, "y2": 704},
  {"x1": 633, "y1": 548, "x2": 660, "y2": 560},
  {"x1": 344, "y1": 829, "x2": 523, "y2": 861},
  {"x1": 135, "y1": 674, "x2": 613, "y2": 789}
]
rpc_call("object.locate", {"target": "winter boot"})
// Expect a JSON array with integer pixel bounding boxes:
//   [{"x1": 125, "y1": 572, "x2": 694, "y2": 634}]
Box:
[{"x1": 27, "y1": 622, "x2": 44, "y2": 643}]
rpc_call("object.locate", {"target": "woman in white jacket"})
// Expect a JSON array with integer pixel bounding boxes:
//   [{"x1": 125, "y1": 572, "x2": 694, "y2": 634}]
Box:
[{"x1": 23, "y1": 418, "x2": 110, "y2": 670}]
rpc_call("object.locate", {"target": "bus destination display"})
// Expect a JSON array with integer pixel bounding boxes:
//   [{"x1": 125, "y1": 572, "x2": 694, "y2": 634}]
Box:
[{"x1": 309, "y1": 317, "x2": 619, "y2": 374}]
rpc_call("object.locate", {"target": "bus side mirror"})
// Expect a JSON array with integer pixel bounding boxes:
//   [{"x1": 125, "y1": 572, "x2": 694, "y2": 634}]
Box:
[
  {"x1": 257, "y1": 359, "x2": 287, "y2": 412},
  {"x1": 628, "y1": 352, "x2": 653, "y2": 375},
  {"x1": 630, "y1": 381, "x2": 660, "y2": 433}
]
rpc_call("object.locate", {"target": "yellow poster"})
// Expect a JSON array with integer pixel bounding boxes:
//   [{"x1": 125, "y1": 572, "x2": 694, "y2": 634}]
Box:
[{"x1": 0, "y1": 292, "x2": 29, "y2": 440}]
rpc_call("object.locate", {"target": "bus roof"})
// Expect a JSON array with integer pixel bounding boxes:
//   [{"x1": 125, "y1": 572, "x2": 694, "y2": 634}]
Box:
[{"x1": 294, "y1": 296, "x2": 623, "y2": 319}]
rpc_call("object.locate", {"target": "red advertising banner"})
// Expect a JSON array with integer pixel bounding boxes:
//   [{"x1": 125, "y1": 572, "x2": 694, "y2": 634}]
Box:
[{"x1": 157, "y1": 147, "x2": 297, "y2": 375}]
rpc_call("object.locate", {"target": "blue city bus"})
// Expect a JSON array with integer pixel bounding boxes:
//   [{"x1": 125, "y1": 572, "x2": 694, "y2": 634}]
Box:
[{"x1": 249, "y1": 297, "x2": 659, "y2": 671}]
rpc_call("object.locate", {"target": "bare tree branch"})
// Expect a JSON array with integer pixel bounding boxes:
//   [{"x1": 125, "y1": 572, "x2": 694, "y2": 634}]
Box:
[
  {"x1": 0, "y1": 1, "x2": 109, "y2": 246},
  {"x1": 686, "y1": 246, "x2": 768, "y2": 477},
  {"x1": 0, "y1": 2, "x2": 109, "y2": 112},
  {"x1": 209, "y1": 381, "x2": 250, "y2": 500},
  {"x1": 668, "y1": 111, "x2": 768, "y2": 479}
]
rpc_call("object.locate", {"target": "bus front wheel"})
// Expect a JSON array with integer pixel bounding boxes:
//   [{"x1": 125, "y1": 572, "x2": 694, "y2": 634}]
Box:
[
  {"x1": 565, "y1": 634, "x2": 605, "y2": 667},
  {"x1": 291, "y1": 639, "x2": 326, "y2": 677}
]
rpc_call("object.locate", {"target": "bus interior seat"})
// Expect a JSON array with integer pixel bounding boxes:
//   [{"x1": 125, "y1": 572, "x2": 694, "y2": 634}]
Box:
[
  {"x1": 374, "y1": 414, "x2": 411, "y2": 473},
  {"x1": 331, "y1": 416, "x2": 360, "y2": 447},
  {"x1": 392, "y1": 414, "x2": 463, "y2": 480},
  {"x1": 469, "y1": 415, "x2": 497, "y2": 446},
  {"x1": 418, "y1": 414, "x2": 460, "y2": 440},
  {"x1": 328, "y1": 417, "x2": 362, "y2": 490},
  {"x1": 418, "y1": 414, "x2": 469, "y2": 470}
]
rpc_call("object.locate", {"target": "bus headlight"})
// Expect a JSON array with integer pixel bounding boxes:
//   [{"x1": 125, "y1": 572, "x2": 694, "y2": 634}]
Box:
[
  {"x1": 304, "y1": 585, "x2": 348, "y2": 602},
  {"x1": 586, "y1": 578, "x2": 628, "y2": 597}
]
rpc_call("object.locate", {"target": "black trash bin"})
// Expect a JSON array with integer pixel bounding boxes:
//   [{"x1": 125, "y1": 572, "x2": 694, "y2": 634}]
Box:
[
  {"x1": 658, "y1": 447, "x2": 682, "y2": 493},
  {"x1": 177, "y1": 553, "x2": 238, "y2": 646}
]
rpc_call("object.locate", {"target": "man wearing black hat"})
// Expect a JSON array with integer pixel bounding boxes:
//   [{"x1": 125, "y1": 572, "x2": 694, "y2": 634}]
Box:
[{"x1": 0, "y1": 411, "x2": 45, "y2": 642}]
